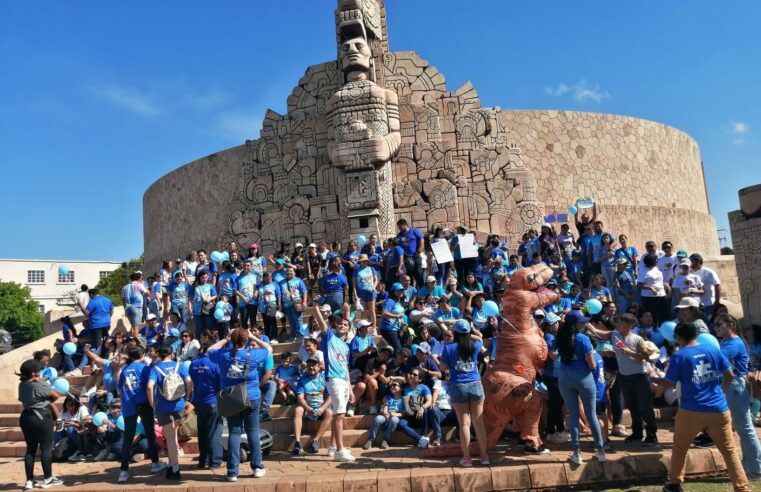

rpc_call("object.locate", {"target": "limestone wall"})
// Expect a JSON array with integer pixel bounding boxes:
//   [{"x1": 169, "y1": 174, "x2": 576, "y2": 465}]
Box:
[
  {"x1": 501, "y1": 110, "x2": 719, "y2": 256},
  {"x1": 730, "y1": 184, "x2": 761, "y2": 325}
]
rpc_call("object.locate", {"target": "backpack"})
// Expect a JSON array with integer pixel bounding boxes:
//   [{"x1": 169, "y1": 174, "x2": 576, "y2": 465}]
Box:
[{"x1": 156, "y1": 361, "x2": 185, "y2": 401}]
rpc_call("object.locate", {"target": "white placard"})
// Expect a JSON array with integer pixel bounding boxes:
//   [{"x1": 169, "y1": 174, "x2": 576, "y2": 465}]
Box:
[
  {"x1": 459, "y1": 234, "x2": 479, "y2": 259},
  {"x1": 431, "y1": 240, "x2": 454, "y2": 264}
]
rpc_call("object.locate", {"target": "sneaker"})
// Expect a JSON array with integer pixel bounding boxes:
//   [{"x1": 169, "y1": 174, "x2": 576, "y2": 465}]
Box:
[
  {"x1": 24, "y1": 480, "x2": 34, "y2": 490},
  {"x1": 39, "y1": 477, "x2": 64, "y2": 489},
  {"x1": 603, "y1": 440, "x2": 613, "y2": 452},
  {"x1": 253, "y1": 468, "x2": 266, "y2": 478},
  {"x1": 260, "y1": 412, "x2": 272, "y2": 422},
  {"x1": 165, "y1": 467, "x2": 181, "y2": 481},
  {"x1": 67, "y1": 451, "x2": 82, "y2": 462},
  {"x1": 107, "y1": 452, "x2": 118, "y2": 461},
  {"x1": 327, "y1": 446, "x2": 337, "y2": 457},
  {"x1": 595, "y1": 449, "x2": 607, "y2": 462},
  {"x1": 524, "y1": 444, "x2": 550, "y2": 455},
  {"x1": 568, "y1": 450, "x2": 583, "y2": 465},
  {"x1": 431, "y1": 436, "x2": 441, "y2": 447},
  {"x1": 83, "y1": 453, "x2": 94, "y2": 461},
  {"x1": 131, "y1": 454, "x2": 142, "y2": 463},
  {"x1": 643, "y1": 435, "x2": 659, "y2": 448},
  {"x1": 611, "y1": 425, "x2": 629, "y2": 438},
  {"x1": 150, "y1": 461, "x2": 168, "y2": 473},
  {"x1": 624, "y1": 434, "x2": 643, "y2": 444},
  {"x1": 556, "y1": 431, "x2": 571, "y2": 442},
  {"x1": 363, "y1": 440, "x2": 373, "y2": 450},
  {"x1": 270, "y1": 340, "x2": 279, "y2": 345},
  {"x1": 335, "y1": 448, "x2": 356, "y2": 462},
  {"x1": 662, "y1": 483, "x2": 684, "y2": 492},
  {"x1": 346, "y1": 406, "x2": 355, "y2": 417},
  {"x1": 93, "y1": 448, "x2": 110, "y2": 461},
  {"x1": 380, "y1": 440, "x2": 389, "y2": 449},
  {"x1": 64, "y1": 369, "x2": 82, "y2": 377},
  {"x1": 306, "y1": 440, "x2": 320, "y2": 454},
  {"x1": 417, "y1": 437, "x2": 429, "y2": 449},
  {"x1": 458, "y1": 457, "x2": 473, "y2": 467},
  {"x1": 54, "y1": 419, "x2": 64, "y2": 432},
  {"x1": 693, "y1": 433, "x2": 713, "y2": 448},
  {"x1": 292, "y1": 441, "x2": 303, "y2": 455},
  {"x1": 369, "y1": 405, "x2": 378, "y2": 415},
  {"x1": 117, "y1": 471, "x2": 130, "y2": 483},
  {"x1": 479, "y1": 454, "x2": 490, "y2": 466},
  {"x1": 226, "y1": 475, "x2": 238, "y2": 482}
]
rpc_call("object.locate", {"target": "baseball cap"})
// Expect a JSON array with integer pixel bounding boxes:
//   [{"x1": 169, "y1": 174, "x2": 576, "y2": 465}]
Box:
[
  {"x1": 426, "y1": 275, "x2": 436, "y2": 283},
  {"x1": 357, "y1": 320, "x2": 372, "y2": 329},
  {"x1": 168, "y1": 328, "x2": 180, "y2": 337},
  {"x1": 110, "y1": 398, "x2": 122, "y2": 408},
  {"x1": 306, "y1": 355, "x2": 321, "y2": 365},
  {"x1": 19, "y1": 359, "x2": 44, "y2": 378},
  {"x1": 447, "y1": 277, "x2": 458, "y2": 285},
  {"x1": 417, "y1": 342, "x2": 431, "y2": 354},
  {"x1": 454, "y1": 319, "x2": 472, "y2": 334},
  {"x1": 175, "y1": 258, "x2": 183, "y2": 264},
  {"x1": 674, "y1": 297, "x2": 700, "y2": 309},
  {"x1": 358, "y1": 254, "x2": 370, "y2": 262},
  {"x1": 379, "y1": 346, "x2": 395, "y2": 355},
  {"x1": 276, "y1": 258, "x2": 286, "y2": 265},
  {"x1": 499, "y1": 241, "x2": 509, "y2": 248},
  {"x1": 544, "y1": 312, "x2": 561, "y2": 324},
  {"x1": 689, "y1": 253, "x2": 703, "y2": 262},
  {"x1": 295, "y1": 243, "x2": 303, "y2": 248},
  {"x1": 249, "y1": 243, "x2": 258, "y2": 249},
  {"x1": 309, "y1": 243, "x2": 317, "y2": 248},
  {"x1": 680, "y1": 258, "x2": 691, "y2": 267},
  {"x1": 146, "y1": 313, "x2": 157, "y2": 321},
  {"x1": 173, "y1": 270, "x2": 183, "y2": 278},
  {"x1": 391, "y1": 282, "x2": 404, "y2": 292},
  {"x1": 533, "y1": 309, "x2": 545, "y2": 317},
  {"x1": 676, "y1": 249, "x2": 689, "y2": 258},
  {"x1": 565, "y1": 310, "x2": 591, "y2": 325}
]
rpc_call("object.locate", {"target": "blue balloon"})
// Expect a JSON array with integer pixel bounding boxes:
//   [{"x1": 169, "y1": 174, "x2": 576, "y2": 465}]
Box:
[
  {"x1": 660, "y1": 321, "x2": 677, "y2": 343},
  {"x1": 63, "y1": 342, "x2": 77, "y2": 356},
  {"x1": 116, "y1": 415, "x2": 125, "y2": 431},
  {"x1": 52, "y1": 378, "x2": 70, "y2": 394},
  {"x1": 482, "y1": 300, "x2": 500, "y2": 318},
  {"x1": 42, "y1": 367, "x2": 57, "y2": 381},
  {"x1": 210, "y1": 251, "x2": 224, "y2": 263},
  {"x1": 58, "y1": 265, "x2": 70, "y2": 276},
  {"x1": 222, "y1": 251, "x2": 230, "y2": 261},
  {"x1": 214, "y1": 308, "x2": 225, "y2": 321},
  {"x1": 697, "y1": 333, "x2": 720, "y2": 350},
  {"x1": 299, "y1": 323, "x2": 310, "y2": 336},
  {"x1": 585, "y1": 299, "x2": 603, "y2": 315},
  {"x1": 569, "y1": 205, "x2": 578, "y2": 215},
  {"x1": 651, "y1": 331, "x2": 666, "y2": 347},
  {"x1": 215, "y1": 301, "x2": 226, "y2": 311},
  {"x1": 93, "y1": 412, "x2": 108, "y2": 426},
  {"x1": 357, "y1": 235, "x2": 367, "y2": 245}
]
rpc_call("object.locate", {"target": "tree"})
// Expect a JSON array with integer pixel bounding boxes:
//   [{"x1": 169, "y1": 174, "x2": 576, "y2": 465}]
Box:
[
  {"x1": 721, "y1": 246, "x2": 734, "y2": 255},
  {"x1": 0, "y1": 281, "x2": 45, "y2": 346},
  {"x1": 95, "y1": 255, "x2": 144, "y2": 306}
]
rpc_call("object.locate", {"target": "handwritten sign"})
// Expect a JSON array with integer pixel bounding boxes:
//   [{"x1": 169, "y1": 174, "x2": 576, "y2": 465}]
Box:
[{"x1": 431, "y1": 240, "x2": 454, "y2": 264}]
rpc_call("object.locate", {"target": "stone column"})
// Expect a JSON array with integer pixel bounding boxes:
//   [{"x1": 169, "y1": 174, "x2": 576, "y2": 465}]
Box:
[{"x1": 729, "y1": 184, "x2": 761, "y2": 325}]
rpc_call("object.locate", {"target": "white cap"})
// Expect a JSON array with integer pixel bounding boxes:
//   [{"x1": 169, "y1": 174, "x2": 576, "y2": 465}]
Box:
[
  {"x1": 533, "y1": 309, "x2": 545, "y2": 317},
  {"x1": 295, "y1": 243, "x2": 303, "y2": 248},
  {"x1": 674, "y1": 297, "x2": 700, "y2": 309},
  {"x1": 146, "y1": 313, "x2": 157, "y2": 321},
  {"x1": 426, "y1": 275, "x2": 436, "y2": 283},
  {"x1": 357, "y1": 320, "x2": 372, "y2": 329},
  {"x1": 308, "y1": 243, "x2": 317, "y2": 248}
]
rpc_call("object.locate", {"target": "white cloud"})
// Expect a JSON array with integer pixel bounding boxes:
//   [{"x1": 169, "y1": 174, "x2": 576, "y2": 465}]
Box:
[
  {"x1": 90, "y1": 81, "x2": 227, "y2": 116},
  {"x1": 545, "y1": 79, "x2": 610, "y2": 103},
  {"x1": 216, "y1": 110, "x2": 265, "y2": 141},
  {"x1": 728, "y1": 120, "x2": 750, "y2": 145},
  {"x1": 91, "y1": 85, "x2": 162, "y2": 115}
]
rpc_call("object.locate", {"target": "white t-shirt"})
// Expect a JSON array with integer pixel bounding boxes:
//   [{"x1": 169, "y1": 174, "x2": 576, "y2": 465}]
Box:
[
  {"x1": 637, "y1": 267, "x2": 665, "y2": 297},
  {"x1": 638, "y1": 250, "x2": 665, "y2": 272},
  {"x1": 671, "y1": 273, "x2": 703, "y2": 297},
  {"x1": 432, "y1": 379, "x2": 452, "y2": 410},
  {"x1": 691, "y1": 267, "x2": 720, "y2": 306},
  {"x1": 656, "y1": 255, "x2": 679, "y2": 284},
  {"x1": 75, "y1": 291, "x2": 90, "y2": 313},
  {"x1": 62, "y1": 405, "x2": 89, "y2": 423}
]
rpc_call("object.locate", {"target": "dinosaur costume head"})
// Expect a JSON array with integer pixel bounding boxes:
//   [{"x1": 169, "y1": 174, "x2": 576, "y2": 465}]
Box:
[{"x1": 507, "y1": 264, "x2": 556, "y2": 293}]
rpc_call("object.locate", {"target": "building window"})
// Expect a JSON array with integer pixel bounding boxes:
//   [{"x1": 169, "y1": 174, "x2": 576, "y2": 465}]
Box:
[
  {"x1": 99, "y1": 271, "x2": 110, "y2": 280},
  {"x1": 58, "y1": 271, "x2": 75, "y2": 284},
  {"x1": 27, "y1": 270, "x2": 45, "y2": 284},
  {"x1": 37, "y1": 305, "x2": 45, "y2": 314}
]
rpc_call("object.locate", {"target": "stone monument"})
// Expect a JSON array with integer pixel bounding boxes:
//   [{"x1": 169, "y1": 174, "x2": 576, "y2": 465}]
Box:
[{"x1": 730, "y1": 184, "x2": 761, "y2": 325}]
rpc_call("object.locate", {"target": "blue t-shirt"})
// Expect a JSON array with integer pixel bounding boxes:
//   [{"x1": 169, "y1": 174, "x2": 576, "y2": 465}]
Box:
[
  {"x1": 342, "y1": 251, "x2": 360, "y2": 273},
  {"x1": 217, "y1": 272, "x2": 238, "y2": 299},
  {"x1": 148, "y1": 360, "x2": 190, "y2": 414},
  {"x1": 281, "y1": 278, "x2": 308, "y2": 308},
  {"x1": 589, "y1": 286, "x2": 611, "y2": 300},
  {"x1": 397, "y1": 228, "x2": 424, "y2": 256},
  {"x1": 258, "y1": 282, "x2": 281, "y2": 312},
  {"x1": 385, "y1": 246, "x2": 405, "y2": 269},
  {"x1": 593, "y1": 353, "x2": 607, "y2": 403},
  {"x1": 322, "y1": 329, "x2": 350, "y2": 381},
  {"x1": 433, "y1": 307, "x2": 461, "y2": 322},
  {"x1": 380, "y1": 298, "x2": 405, "y2": 332},
  {"x1": 272, "y1": 268, "x2": 287, "y2": 285},
  {"x1": 615, "y1": 246, "x2": 639, "y2": 273},
  {"x1": 209, "y1": 346, "x2": 269, "y2": 401},
  {"x1": 665, "y1": 344, "x2": 730, "y2": 413},
  {"x1": 354, "y1": 266, "x2": 377, "y2": 294},
  {"x1": 403, "y1": 383, "x2": 432, "y2": 399},
  {"x1": 321, "y1": 272, "x2": 348, "y2": 293},
  {"x1": 237, "y1": 273, "x2": 259, "y2": 306},
  {"x1": 720, "y1": 337, "x2": 749, "y2": 378},
  {"x1": 349, "y1": 334, "x2": 377, "y2": 369},
  {"x1": 296, "y1": 374, "x2": 327, "y2": 409},
  {"x1": 101, "y1": 359, "x2": 116, "y2": 392},
  {"x1": 275, "y1": 364, "x2": 300, "y2": 384},
  {"x1": 544, "y1": 333, "x2": 557, "y2": 378},
  {"x1": 418, "y1": 285, "x2": 445, "y2": 302},
  {"x1": 86, "y1": 296, "x2": 113, "y2": 329},
  {"x1": 441, "y1": 340, "x2": 483, "y2": 384},
  {"x1": 119, "y1": 361, "x2": 151, "y2": 417},
  {"x1": 168, "y1": 281, "x2": 190, "y2": 309},
  {"x1": 384, "y1": 395, "x2": 404, "y2": 413},
  {"x1": 191, "y1": 284, "x2": 218, "y2": 316},
  {"x1": 188, "y1": 355, "x2": 220, "y2": 405},
  {"x1": 546, "y1": 298, "x2": 573, "y2": 314},
  {"x1": 560, "y1": 333, "x2": 594, "y2": 371}
]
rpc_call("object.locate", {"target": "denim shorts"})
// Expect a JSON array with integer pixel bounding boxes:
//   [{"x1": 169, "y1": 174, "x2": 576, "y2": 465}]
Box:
[
  {"x1": 357, "y1": 290, "x2": 377, "y2": 302},
  {"x1": 448, "y1": 381, "x2": 485, "y2": 404}
]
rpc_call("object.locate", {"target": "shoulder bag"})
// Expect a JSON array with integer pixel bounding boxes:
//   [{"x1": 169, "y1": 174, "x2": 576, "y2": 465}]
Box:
[{"x1": 217, "y1": 348, "x2": 252, "y2": 418}]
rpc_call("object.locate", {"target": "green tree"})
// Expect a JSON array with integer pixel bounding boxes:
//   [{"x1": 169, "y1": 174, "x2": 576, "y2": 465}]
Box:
[
  {"x1": 720, "y1": 246, "x2": 734, "y2": 255},
  {"x1": 95, "y1": 255, "x2": 144, "y2": 306},
  {"x1": 0, "y1": 281, "x2": 45, "y2": 346}
]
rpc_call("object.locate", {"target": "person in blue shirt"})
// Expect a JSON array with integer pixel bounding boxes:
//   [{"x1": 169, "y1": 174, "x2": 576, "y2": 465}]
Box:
[
  {"x1": 383, "y1": 237, "x2": 405, "y2": 288},
  {"x1": 341, "y1": 241, "x2": 361, "y2": 303},
  {"x1": 83, "y1": 345, "x2": 121, "y2": 413},
  {"x1": 116, "y1": 346, "x2": 166, "y2": 483},
  {"x1": 396, "y1": 218, "x2": 425, "y2": 287},
  {"x1": 320, "y1": 257, "x2": 349, "y2": 313},
  {"x1": 655, "y1": 321, "x2": 749, "y2": 492},
  {"x1": 167, "y1": 272, "x2": 191, "y2": 323},
  {"x1": 258, "y1": 272, "x2": 282, "y2": 341},
  {"x1": 147, "y1": 345, "x2": 192, "y2": 480},
  {"x1": 545, "y1": 281, "x2": 573, "y2": 315},
  {"x1": 505, "y1": 255, "x2": 523, "y2": 278},
  {"x1": 432, "y1": 297, "x2": 461, "y2": 333},
  {"x1": 188, "y1": 344, "x2": 222, "y2": 469},
  {"x1": 613, "y1": 258, "x2": 636, "y2": 314},
  {"x1": 217, "y1": 262, "x2": 239, "y2": 324},
  {"x1": 614, "y1": 235, "x2": 639, "y2": 276},
  {"x1": 439, "y1": 319, "x2": 489, "y2": 467},
  {"x1": 556, "y1": 310, "x2": 606, "y2": 465},
  {"x1": 84, "y1": 289, "x2": 114, "y2": 354},
  {"x1": 592, "y1": 352, "x2": 611, "y2": 451},
  {"x1": 208, "y1": 328, "x2": 272, "y2": 480},
  {"x1": 191, "y1": 271, "x2": 218, "y2": 339},
  {"x1": 274, "y1": 352, "x2": 300, "y2": 404},
  {"x1": 363, "y1": 380, "x2": 405, "y2": 450},
  {"x1": 194, "y1": 250, "x2": 218, "y2": 285},
  {"x1": 587, "y1": 274, "x2": 612, "y2": 304},
  {"x1": 353, "y1": 255, "x2": 379, "y2": 327},
  {"x1": 272, "y1": 257, "x2": 288, "y2": 285},
  {"x1": 236, "y1": 260, "x2": 259, "y2": 330},
  {"x1": 566, "y1": 250, "x2": 586, "y2": 287},
  {"x1": 418, "y1": 276, "x2": 445, "y2": 304},
  {"x1": 541, "y1": 312, "x2": 566, "y2": 443},
  {"x1": 281, "y1": 267, "x2": 309, "y2": 341},
  {"x1": 292, "y1": 357, "x2": 334, "y2": 455},
  {"x1": 380, "y1": 283, "x2": 406, "y2": 354},
  {"x1": 716, "y1": 315, "x2": 761, "y2": 480}
]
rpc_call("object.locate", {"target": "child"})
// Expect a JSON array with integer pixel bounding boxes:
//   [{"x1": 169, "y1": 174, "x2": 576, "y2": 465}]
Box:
[
  {"x1": 634, "y1": 310, "x2": 656, "y2": 340},
  {"x1": 363, "y1": 381, "x2": 405, "y2": 449},
  {"x1": 593, "y1": 352, "x2": 611, "y2": 451},
  {"x1": 216, "y1": 294, "x2": 233, "y2": 339},
  {"x1": 274, "y1": 352, "x2": 300, "y2": 404}
]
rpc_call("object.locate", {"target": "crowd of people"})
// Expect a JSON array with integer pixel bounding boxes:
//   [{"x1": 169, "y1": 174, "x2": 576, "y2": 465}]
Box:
[{"x1": 16, "y1": 209, "x2": 761, "y2": 492}]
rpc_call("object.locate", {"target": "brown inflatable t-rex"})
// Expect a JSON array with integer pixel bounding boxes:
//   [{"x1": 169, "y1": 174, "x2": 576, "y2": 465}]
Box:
[{"x1": 424, "y1": 264, "x2": 559, "y2": 457}]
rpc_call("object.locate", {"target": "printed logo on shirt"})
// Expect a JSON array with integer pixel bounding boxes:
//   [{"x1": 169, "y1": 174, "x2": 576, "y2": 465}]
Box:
[
  {"x1": 454, "y1": 360, "x2": 476, "y2": 373},
  {"x1": 692, "y1": 359, "x2": 721, "y2": 385}
]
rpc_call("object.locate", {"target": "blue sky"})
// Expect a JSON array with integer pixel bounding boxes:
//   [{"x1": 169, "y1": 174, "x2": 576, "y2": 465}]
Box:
[{"x1": 1, "y1": 1, "x2": 759, "y2": 260}]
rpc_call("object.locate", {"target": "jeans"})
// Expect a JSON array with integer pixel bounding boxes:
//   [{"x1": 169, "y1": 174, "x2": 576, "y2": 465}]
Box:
[
  {"x1": 368, "y1": 414, "x2": 425, "y2": 443},
  {"x1": 88, "y1": 390, "x2": 115, "y2": 414},
  {"x1": 226, "y1": 399, "x2": 263, "y2": 477},
  {"x1": 194, "y1": 314, "x2": 216, "y2": 339},
  {"x1": 727, "y1": 378, "x2": 761, "y2": 475},
  {"x1": 195, "y1": 403, "x2": 223, "y2": 468},
  {"x1": 59, "y1": 349, "x2": 75, "y2": 373},
  {"x1": 404, "y1": 256, "x2": 425, "y2": 287},
  {"x1": 260, "y1": 380, "x2": 277, "y2": 415},
  {"x1": 559, "y1": 367, "x2": 604, "y2": 451},
  {"x1": 615, "y1": 295, "x2": 630, "y2": 316},
  {"x1": 284, "y1": 306, "x2": 303, "y2": 338},
  {"x1": 544, "y1": 375, "x2": 565, "y2": 434},
  {"x1": 120, "y1": 403, "x2": 160, "y2": 471},
  {"x1": 429, "y1": 407, "x2": 458, "y2": 438},
  {"x1": 435, "y1": 262, "x2": 450, "y2": 287},
  {"x1": 171, "y1": 305, "x2": 189, "y2": 324},
  {"x1": 618, "y1": 373, "x2": 657, "y2": 438},
  {"x1": 55, "y1": 426, "x2": 79, "y2": 451},
  {"x1": 610, "y1": 372, "x2": 624, "y2": 426},
  {"x1": 380, "y1": 329, "x2": 402, "y2": 354},
  {"x1": 602, "y1": 267, "x2": 617, "y2": 296},
  {"x1": 125, "y1": 306, "x2": 143, "y2": 327},
  {"x1": 91, "y1": 328, "x2": 106, "y2": 355},
  {"x1": 323, "y1": 292, "x2": 344, "y2": 313}
]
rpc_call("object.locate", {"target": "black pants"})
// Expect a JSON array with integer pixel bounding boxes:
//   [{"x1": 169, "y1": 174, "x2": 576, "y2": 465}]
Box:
[
  {"x1": 619, "y1": 373, "x2": 657, "y2": 438},
  {"x1": 454, "y1": 258, "x2": 476, "y2": 282},
  {"x1": 91, "y1": 327, "x2": 107, "y2": 354},
  {"x1": 641, "y1": 296, "x2": 669, "y2": 327},
  {"x1": 240, "y1": 305, "x2": 258, "y2": 330},
  {"x1": 544, "y1": 376, "x2": 565, "y2": 434},
  {"x1": 120, "y1": 403, "x2": 160, "y2": 471},
  {"x1": 610, "y1": 374, "x2": 624, "y2": 426},
  {"x1": 262, "y1": 314, "x2": 278, "y2": 340},
  {"x1": 20, "y1": 408, "x2": 53, "y2": 481}
]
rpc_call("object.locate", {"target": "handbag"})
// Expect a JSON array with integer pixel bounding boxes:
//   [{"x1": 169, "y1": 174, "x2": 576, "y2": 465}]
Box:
[
  {"x1": 202, "y1": 301, "x2": 215, "y2": 316},
  {"x1": 286, "y1": 281, "x2": 304, "y2": 313},
  {"x1": 217, "y1": 348, "x2": 252, "y2": 418}
]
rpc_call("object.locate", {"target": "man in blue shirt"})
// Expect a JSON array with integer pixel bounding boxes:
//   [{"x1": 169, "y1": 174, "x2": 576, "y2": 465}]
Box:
[
  {"x1": 236, "y1": 260, "x2": 259, "y2": 330},
  {"x1": 188, "y1": 344, "x2": 222, "y2": 469},
  {"x1": 84, "y1": 288, "x2": 114, "y2": 354},
  {"x1": 396, "y1": 218, "x2": 425, "y2": 287}
]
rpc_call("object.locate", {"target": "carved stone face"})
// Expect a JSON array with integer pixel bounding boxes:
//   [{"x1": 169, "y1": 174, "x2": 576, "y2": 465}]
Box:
[{"x1": 341, "y1": 37, "x2": 372, "y2": 73}]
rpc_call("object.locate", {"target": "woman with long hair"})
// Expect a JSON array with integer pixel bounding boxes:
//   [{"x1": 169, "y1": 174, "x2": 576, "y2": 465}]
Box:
[
  {"x1": 191, "y1": 271, "x2": 218, "y2": 339},
  {"x1": 209, "y1": 328, "x2": 272, "y2": 480},
  {"x1": 439, "y1": 319, "x2": 489, "y2": 467},
  {"x1": 716, "y1": 314, "x2": 761, "y2": 480},
  {"x1": 556, "y1": 311, "x2": 606, "y2": 465},
  {"x1": 18, "y1": 359, "x2": 64, "y2": 489}
]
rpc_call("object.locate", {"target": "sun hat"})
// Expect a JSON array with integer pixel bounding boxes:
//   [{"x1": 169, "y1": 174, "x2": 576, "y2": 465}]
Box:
[
  {"x1": 308, "y1": 243, "x2": 317, "y2": 248},
  {"x1": 642, "y1": 341, "x2": 661, "y2": 361},
  {"x1": 357, "y1": 320, "x2": 372, "y2": 329},
  {"x1": 544, "y1": 312, "x2": 561, "y2": 324}
]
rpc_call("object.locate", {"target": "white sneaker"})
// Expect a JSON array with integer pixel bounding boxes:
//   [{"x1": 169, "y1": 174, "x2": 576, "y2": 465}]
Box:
[
  {"x1": 334, "y1": 448, "x2": 356, "y2": 462},
  {"x1": 150, "y1": 461, "x2": 168, "y2": 473},
  {"x1": 558, "y1": 431, "x2": 571, "y2": 442},
  {"x1": 568, "y1": 450, "x2": 583, "y2": 465},
  {"x1": 327, "y1": 446, "x2": 337, "y2": 457},
  {"x1": 346, "y1": 406, "x2": 355, "y2": 417},
  {"x1": 24, "y1": 480, "x2": 34, "y2": 490},
  {"x1": 270, "y1": 340, "x2": 279, "y2": 345},
  {"x1": 117, "y1": 471, "x2": 130, "y2": 483},
  {"x1": 253, "y1": 468, "x2": 266, "y2": 478},
  {"x1": 369, "y1": 405, "x2": 378, "y2": 415},
  {"x1": 67, "y1": 451, "x2": 82, "y2": 462},
  {"x1": 417, "y1": 437, "x2": 429, "y2": 449},
  {"x1": 39, "y1": 477, "x2": 63, "y2": 489},
  {"x1": 83, "y1": 386, "x2": 96, "y2": 398},
  {"x1": 226, "y1": 476, "x2": 237, "y2": 482},
  {"x1": 595, "y1": 449, "x2": 607, "y2": 463}
]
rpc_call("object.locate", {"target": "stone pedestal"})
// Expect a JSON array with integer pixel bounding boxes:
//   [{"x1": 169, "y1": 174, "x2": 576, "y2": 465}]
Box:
[{"x1": 730, "y1": 183, "x2": 761, "y2": 325}]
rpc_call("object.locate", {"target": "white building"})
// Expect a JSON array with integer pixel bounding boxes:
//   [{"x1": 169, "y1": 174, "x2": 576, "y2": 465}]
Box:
[{"x1": 0, "y1": 259, "x2": 122, "y2": 314}]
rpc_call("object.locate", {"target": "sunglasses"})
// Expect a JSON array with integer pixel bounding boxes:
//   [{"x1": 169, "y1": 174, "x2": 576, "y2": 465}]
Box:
[{"x1": 182, "y1": 334, "x2": 190, "y2": 338}]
